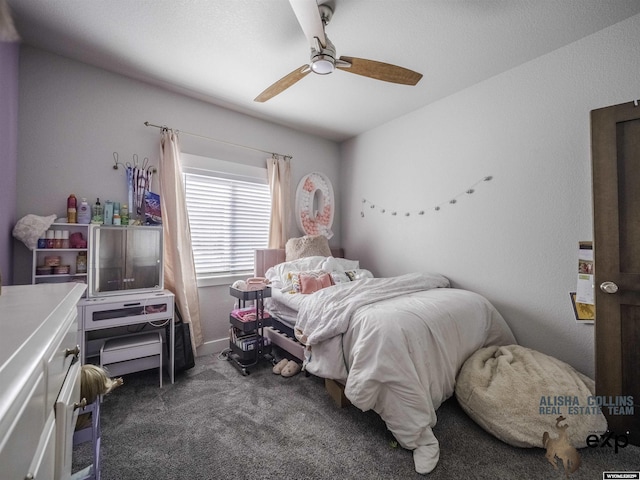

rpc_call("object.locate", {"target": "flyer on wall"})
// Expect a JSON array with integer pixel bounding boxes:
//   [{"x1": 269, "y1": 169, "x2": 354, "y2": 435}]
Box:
[{"x1": 574, "y1": 241, "x2": 594, "y2": 323}]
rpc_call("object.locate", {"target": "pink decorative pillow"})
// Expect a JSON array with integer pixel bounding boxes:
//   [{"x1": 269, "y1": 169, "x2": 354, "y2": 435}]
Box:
[{"x1": 299, "y1": 271, "x2": 334, "y2": 294}]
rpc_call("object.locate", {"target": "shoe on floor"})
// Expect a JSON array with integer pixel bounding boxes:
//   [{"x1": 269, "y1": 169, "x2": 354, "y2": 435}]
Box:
[
  {"x1": 272, "y1": 358, "x2": 289, "y2": 374},
  {"x1": 281, "y1": 360, "x2": 301, "y2": 378}
]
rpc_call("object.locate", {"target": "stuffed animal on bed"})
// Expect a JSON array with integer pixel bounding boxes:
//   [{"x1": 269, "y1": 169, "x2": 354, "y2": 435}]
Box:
[{"x1": 75, "y1": 364, "x2": 124, "y2": 430}]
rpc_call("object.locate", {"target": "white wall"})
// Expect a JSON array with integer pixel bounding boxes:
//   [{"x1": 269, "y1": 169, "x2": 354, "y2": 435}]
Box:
[
  {"x1": 15, "y1": 46, "x2": 341, "y2": 352},
  {"x1": 339, "y1": 14, "x2": 640, "y2": 378}
]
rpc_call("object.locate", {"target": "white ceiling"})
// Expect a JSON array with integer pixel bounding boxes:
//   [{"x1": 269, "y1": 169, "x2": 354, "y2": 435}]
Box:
[{"x1": 7, "y1": 0, "x2": 640, "y2": 142}]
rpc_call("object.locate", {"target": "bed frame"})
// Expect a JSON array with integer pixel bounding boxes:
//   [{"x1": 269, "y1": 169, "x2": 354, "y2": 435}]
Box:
[{"x1": 254, "y1": 248, "x2": 350, "y2": 407}]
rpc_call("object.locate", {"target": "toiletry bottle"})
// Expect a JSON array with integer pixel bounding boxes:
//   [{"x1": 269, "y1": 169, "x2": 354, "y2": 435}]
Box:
[
  {"x1": 121, "y1": 204, "x2": 129, "y2": 225},
  {"x1": 77, "y1": 198, "x2": 92, "y2": 224},
  {"x1": 113, "y1": 210, "x2": 121, "y2": 225},
  {"x1": 104, "y1": 200, "x2": 114, "y2": 225},
  {"x1": 54, "y1": 230, "x2": 63, "y2": 249},
  {"x1": 67, "y1": 194, "x2": 77, "y2": 223},
  {"x1": 76, "y1": 251, "x2": 87, "y2": 274},
  {"x1": 61, "y1": 230, "x2": 70, "y2": 249},
  {"x1": 92, "y1": 198, "x2": 103, "y2": 224},
  {"x1": 45, "y1": 230, "x2": 55, "y2": 248}
]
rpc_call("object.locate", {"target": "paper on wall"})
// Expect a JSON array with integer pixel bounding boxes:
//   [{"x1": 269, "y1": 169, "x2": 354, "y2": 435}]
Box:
[{"x1": 576, "y1": 242, "x2": 594, "y2": 305}]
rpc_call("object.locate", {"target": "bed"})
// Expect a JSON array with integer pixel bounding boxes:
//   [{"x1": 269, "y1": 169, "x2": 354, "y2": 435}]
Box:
[
  {"x1": 254, "y1": 248, "x2": 516, "y2": 474},
  {"x1": 256, "y1": 247, "x2": 344, "y2": 361}
]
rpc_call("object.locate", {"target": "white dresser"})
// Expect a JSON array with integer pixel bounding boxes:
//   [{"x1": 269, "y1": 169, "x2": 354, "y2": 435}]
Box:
[{"x1": 0, "y1": 283, "x2": 86, "y2": 480}]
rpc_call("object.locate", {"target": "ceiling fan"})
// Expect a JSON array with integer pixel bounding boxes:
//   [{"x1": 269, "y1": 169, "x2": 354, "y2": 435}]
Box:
[{"x1": 254, "y1": 0, "x2": 423, "y2": 102}]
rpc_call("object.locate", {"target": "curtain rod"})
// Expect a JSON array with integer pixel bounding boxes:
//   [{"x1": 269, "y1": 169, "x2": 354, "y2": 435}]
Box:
[{"x1": 143, "y1": 121, "x2": 292, "y2": 159}]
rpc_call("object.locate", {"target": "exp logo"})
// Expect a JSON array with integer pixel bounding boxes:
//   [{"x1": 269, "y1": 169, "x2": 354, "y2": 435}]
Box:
[{"x1": 587, "y1": 431, "x2": 629, "y2": 453}]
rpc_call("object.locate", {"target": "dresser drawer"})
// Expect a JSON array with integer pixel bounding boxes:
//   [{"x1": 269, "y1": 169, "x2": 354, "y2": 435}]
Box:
[
  {"x1": 26, "y1": 413, "x2": 56, "y2": 480},
  {"x1": 45, "y1": 308, "x2": 79, "y2": 410},
  {"x1": 0, "y1": 368, "x2": 46, "y2": 480},
  {"x1": 54, "y1": 360, "x2": 81, "y2": 480}
]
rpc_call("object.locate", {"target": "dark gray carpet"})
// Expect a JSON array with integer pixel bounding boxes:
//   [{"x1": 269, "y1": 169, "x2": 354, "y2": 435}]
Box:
[{"x1": 73, "y1": 354, "x2": 639, "y2": 479}]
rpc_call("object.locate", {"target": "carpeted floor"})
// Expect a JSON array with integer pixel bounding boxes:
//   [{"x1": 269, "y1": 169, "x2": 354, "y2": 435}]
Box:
[{"x1": 73, "y1": 354, "x2": 639, "y2": 479}]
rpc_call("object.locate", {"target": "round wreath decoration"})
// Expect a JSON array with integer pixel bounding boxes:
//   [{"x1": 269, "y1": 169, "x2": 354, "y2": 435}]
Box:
[{"x1": 295, "y1": 172, "x2": 334, "y2": 239}]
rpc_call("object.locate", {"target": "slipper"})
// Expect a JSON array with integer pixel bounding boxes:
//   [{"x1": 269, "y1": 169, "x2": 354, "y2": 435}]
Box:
[
  {"x1": 272, "y1": 358, "x2": 289, "y2": 374},
  {"x1": 281, "y1": 360, "x2": 301, "y2": 378}
]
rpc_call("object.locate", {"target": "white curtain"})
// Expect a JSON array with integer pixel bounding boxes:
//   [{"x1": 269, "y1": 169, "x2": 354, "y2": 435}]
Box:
[
  {"x1": 267, "y1": 156, "x2": 291, "y2": 249},
  {"x1": 159, "y1": 129, "x2": 202, "y2": 348}
]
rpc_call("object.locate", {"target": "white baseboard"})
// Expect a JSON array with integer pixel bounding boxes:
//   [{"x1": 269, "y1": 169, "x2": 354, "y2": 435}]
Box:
[{"x1": 195, "y1": 337, "x2": 228, "y2": 357}]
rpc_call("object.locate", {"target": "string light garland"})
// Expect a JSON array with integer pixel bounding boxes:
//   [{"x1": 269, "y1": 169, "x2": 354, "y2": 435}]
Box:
[{"x1": 361, "y1": 175, "x2": 493, "y2": 218}]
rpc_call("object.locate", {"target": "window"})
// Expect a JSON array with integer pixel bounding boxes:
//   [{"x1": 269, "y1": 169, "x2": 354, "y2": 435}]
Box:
[{"x1": 182, "y1": 154, "x2": 271, "y2": 285}]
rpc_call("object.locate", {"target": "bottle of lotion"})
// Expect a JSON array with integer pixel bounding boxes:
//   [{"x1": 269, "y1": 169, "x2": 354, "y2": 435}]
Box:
[{"x1": 77, "y1": 198, "x2": 92, "y2": 224}]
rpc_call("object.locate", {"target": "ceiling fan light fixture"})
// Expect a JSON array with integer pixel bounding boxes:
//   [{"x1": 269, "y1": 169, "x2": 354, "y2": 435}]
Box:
[
  {"x1": 311, "y1": 55, "x2": 335, "y2": 74},
  {"x1": 310, "y1": 35, "x2": 336, "y2": 75}
]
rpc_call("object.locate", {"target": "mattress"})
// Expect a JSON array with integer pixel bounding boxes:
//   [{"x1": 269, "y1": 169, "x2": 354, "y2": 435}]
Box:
[{"x1": 264, "y1": 289, "x2": 300, "y2": 327}]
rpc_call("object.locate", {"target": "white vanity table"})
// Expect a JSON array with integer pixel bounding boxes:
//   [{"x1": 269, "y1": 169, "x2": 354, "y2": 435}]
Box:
[
  {"x1": 0, "y1": 282, "x2": 86, "y2": 480},
  {"x1": 77, "y1": 289, "x2": 175, "y2": 384}
]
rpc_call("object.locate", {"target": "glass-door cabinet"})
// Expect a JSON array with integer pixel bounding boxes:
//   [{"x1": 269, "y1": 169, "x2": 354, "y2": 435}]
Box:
[{"x1": 88, "y1": 225, "x2": 163, "y2": 297}]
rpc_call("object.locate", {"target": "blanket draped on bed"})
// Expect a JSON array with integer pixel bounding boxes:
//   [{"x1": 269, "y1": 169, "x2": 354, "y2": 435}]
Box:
[
  {"x1": 295, "y1": 272, "x2": 450, "y2": 345},
  {"x1": 290, "y1": 273, "x2": 516, "y2": 474}
]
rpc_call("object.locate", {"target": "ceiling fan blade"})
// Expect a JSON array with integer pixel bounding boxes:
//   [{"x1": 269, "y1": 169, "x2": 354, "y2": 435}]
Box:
[
  {"x1": 289, "y1": 0, "x2": 326, "y2": 47},
  {"x1": 254, "y1": 65, "x2": 311, "y2": 102},
  {"x1": 337, "y1": 56, "x2": 423, "y2": 85}
]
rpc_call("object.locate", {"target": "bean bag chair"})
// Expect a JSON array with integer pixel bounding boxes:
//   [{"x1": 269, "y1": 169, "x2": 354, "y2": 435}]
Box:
[{"x1": 455, "y1": 345, "x2": 607, "y2": 448}]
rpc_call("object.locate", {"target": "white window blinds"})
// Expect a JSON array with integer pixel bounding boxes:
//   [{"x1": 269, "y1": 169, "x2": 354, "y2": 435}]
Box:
[{"x1": 183, "y1": 158, "x2": 271, "y2": 279}]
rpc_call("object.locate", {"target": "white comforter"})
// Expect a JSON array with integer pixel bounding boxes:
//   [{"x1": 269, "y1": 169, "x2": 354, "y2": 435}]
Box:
[{"x1": 279, "y1": 273, "x2": 516, "y2": 474}]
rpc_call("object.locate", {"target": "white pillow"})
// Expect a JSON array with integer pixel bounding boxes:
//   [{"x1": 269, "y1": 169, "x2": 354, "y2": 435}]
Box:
[
  {"x1": 321, "y1": 256, "x2": 340, "y2": 272},
  {"x1": 265, "y1": 256, "x2": 327, "y2": 285},
  {"x1": 334, "y1": 258, "x2": 359, "y2": 271},
  {"x1": 12, "y1": 214, "x2": 57, "y2": 250},
  {"x1": 320, "y1": 257, "x2": 360, "y2": 272}
]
